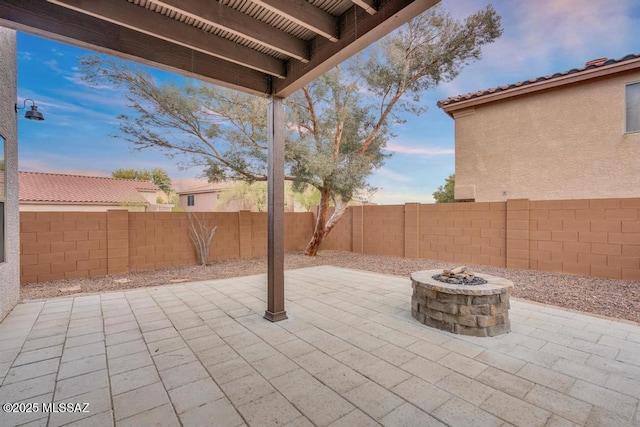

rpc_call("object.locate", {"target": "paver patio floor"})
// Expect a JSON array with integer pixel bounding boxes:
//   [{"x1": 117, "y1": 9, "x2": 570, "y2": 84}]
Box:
[{"x1": 1, "y1": 266, "x2": 639, "y2": 427}]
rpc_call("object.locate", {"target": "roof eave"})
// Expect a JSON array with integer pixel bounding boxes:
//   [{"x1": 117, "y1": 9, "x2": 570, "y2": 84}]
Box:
[
  {"x1": 20, "y1": 200, "x2": 149, "y2": 205},
  {"x1": 439, "y1": 56, "x2": 640, "y2": 118},
  {"x1": 176, "y1": 189, "x2": 224, "y2": 195}
]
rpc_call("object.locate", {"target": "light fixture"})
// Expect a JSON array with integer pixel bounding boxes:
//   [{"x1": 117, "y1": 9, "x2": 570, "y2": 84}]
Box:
[{"x1": 15, "y1": 99, "x2": 45, "y2": 121}]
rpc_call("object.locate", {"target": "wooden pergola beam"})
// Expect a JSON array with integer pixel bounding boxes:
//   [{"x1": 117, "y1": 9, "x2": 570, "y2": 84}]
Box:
[
  {"x1": 48, "y1": 0, "x2": 286, "y2": 78},
  {"x1": 0, "y1": 0, "x2": 270, "y2": 95},
  {"x1": 274, "y1": 0, "x2": 439, "y2": 97},
  {"x1": 251, "y1": 0, "x2": 339, "y2": 42},
  {"x1": 152, "y1": 0, "x2": 310, "y2": 63},
  {"x1": 351, "y1": 0, "x2": 377, "y2": 15}
]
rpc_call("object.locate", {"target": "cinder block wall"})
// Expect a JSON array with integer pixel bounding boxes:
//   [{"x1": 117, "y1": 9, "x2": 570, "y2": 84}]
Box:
[
  {"x1": 19, "y1": 198, "x2": 640, "y2": 283},
  {"x1": 323, "y1": 198, "x2": 639, "y2": 279},
  {"x1": 418, "y1": 202, "x2": 506, "y2": 267},
  {"x1": 527, "y1": 198, "x2": 639, "y2": 280},
  {"x1": 21, "y1": 210, "x2": 315, "y2": 283},
  {"x1": 320, "y1": 207, "x2": 353, "y2": 251},
  {"x1": 20, "y1": 212, "x2": 109, "y2": 283}
]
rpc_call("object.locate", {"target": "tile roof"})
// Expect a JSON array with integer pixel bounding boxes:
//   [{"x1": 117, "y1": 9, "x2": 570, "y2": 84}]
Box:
[
  {"x1": 19, "y1": 171, "x2": 159, "y2": 204},
  {"x1": 176, "y1": 181, "x2": 235, "y2": 195},
  {"x1": 438, "y1": 53, "x2": 640, "y2": 108}
]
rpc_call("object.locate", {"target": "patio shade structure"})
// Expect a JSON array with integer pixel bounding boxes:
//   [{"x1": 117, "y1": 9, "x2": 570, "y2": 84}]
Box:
[{"x1": 0, "y1": 0, "x2": 439, "y2": 321}]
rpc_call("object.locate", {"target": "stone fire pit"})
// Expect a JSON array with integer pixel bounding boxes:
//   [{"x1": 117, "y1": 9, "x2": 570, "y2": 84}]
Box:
[{"x1": 411, "y1": 267, "x2": 513, "y2": 337}]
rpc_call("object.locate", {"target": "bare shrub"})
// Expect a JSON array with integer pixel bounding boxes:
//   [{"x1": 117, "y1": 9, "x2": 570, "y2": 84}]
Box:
[{"x1": 187, "y1": 212, "x2": 217, "y2": 265}]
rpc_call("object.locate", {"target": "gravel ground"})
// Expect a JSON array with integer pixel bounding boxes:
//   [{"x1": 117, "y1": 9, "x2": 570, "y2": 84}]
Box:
[{"x1": 21, "y1": 250, "x2": 640, "y2": 323}]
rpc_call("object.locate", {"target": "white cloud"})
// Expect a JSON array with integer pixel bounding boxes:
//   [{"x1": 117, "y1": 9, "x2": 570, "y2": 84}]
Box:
[
  {"x1": 371, "y1": 191, "x2": 435, "y2": 205},
  {"x1": 386, "y1": 142, "x2": 454, "y2": 156},
  {"x1": 43, "y1": 59, "x2": 58, "y2": 70},
  {"x1": 172, "y1": 178, "x2": 210, "y2": 192},
  {"x1": 437, "y1": 0, "x2": 639, "y2": 97},
  {"x1": 19, "y1": 156, "x2": 108, "y2": 177},
  {"x1": 63, "y1": 71, "x2": 113, "y2": 90},
  {"x1": 374, "y1": 167, "x2": 412, "y2": 183}
]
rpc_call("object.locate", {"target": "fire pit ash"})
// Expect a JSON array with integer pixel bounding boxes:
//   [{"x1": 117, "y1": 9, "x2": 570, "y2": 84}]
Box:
[{"x1": 432, "y1": 266, "x2": 487, "y2": 286}]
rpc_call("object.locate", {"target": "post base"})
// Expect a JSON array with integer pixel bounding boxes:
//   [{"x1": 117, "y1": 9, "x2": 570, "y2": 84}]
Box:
[{"x1": 264, "y1": 310, "x2": 288, "y2": 322}]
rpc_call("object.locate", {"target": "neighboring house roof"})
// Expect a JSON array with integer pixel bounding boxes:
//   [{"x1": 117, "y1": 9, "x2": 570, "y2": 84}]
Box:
[
  {"x1": 438, "y1": 53, "x2": 640, "y2": 115},
  {"x1": 19, "y1": 171, "x2": 159, "y2": 204},
  {"x1": 176, "y1": 182, "x2": 235, "y2": 195}
]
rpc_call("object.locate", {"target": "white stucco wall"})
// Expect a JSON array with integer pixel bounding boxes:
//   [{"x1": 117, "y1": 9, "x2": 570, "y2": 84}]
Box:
[
  {"x1": 452, "y1": 70, "x2": 640, "y2": 202},
  {"x1": 179, "y1": 192, "x2": 223, "y2": 211},
  {"x1": 0, "y1": 28, "x2": 19, "y2": 321},
  {"x1": 139, "y1": 189, "x2": 159, "y2": 204}
]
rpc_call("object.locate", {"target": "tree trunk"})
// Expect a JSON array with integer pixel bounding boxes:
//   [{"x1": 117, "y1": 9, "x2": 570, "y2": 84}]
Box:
[{"x1": 304, "y1": 189, "x2": 349, "y2": 256}]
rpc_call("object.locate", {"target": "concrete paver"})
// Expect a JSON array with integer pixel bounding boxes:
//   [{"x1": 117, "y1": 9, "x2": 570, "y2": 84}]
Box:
[
  {"x1": 435, "y1": 372, "x2": 495, "y2": 407},
  {"x1": 158, "y1": 360, "x2": 210, "y2": 391},
  {"x1": 516, "y1": 362, "x2": 576, "y2": 393},
  {"x1": 524, "y1": 384, "x2": 593, "y2": 425},
  {"x1": 112, "y1": 381, "x2": 170, "y2": 421},
  {"x1": 48, "y1": 386, "x2": 111, "y2": 427},
  {"x1": 64, "y1": 332, "x2": 104, "y2": 349},
  {"x1": 343, "y1": 381, "x2": 404, "y2": 420},
  {"x1": 206, "y1": 357, "x2": 255, "y2": 385},
  {"x1": 117, "y1": 404, "x2": 179, "y2": 427},
  {"x1": 379, "y1": 402, "x2": 445, "y2": 427},
  {"x1": 3, "y1": 358, "x2": 60, "y2": 385},
  {"x1": 54, "y1": 369, "x2": 109, "y2": 400},
  {"x1": 57, "y1": 354, "x2": 106, "y2": 380},
  {"x1": 480, "y1": 390, "x2": 552, "y2": 426},
  {"x1": 167, "y1": 378, "x2": 224, "y2": 414},
  {"x1": 432, "y1": 396, "x2": 503, "y2": 426},
  {"x1": 0, "y1": 266, "x2": 638, "y2": 427},
  {"x1": 221, "y1": 371, "x2": 276, "y2": 407},
  {"x1": 61, "y1": 341, "x2": 105, "y2": 363},
  {"x1": 476, "y1": 366, "x2": 535, "y2": 398},
  {"x1": 0, "y1": 392, "x2": 51, "y2": 427},
  {"x1": 12, "y1": 346, "x2": 63, "y2": 367},
  {"x1": 568, "y1": 379, "x2": 637, "y2": 421},
  {"x1": 391, "y1": 377, "x2": 451, "y2": 413},
  {"x1": 110, "y1": 365, "x2": 160, "y2": 396},
  {"x1": 178, "y1": 398, "x2": 245, "y2": 427},
  {"x1": 327, "y1": 409, "x2": 378, "y2": 427},
  {"x1": 237, "y1": 392, "x2": 302, "y2": 427}
]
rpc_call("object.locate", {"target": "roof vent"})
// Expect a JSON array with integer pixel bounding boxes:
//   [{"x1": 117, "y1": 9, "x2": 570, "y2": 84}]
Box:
[{"x1": 585, "y1": 57, "x2": 608, "y2": 67}]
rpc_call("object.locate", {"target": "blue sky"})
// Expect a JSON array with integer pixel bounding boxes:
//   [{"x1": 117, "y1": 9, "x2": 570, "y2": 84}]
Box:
[{"x1": 15, "y1": 0, "x2": 640, "y2": 203}]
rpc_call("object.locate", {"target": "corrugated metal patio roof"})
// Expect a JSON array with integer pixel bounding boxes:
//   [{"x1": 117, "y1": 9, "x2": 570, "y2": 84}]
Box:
[{"x1": 0, "y1": 0, "x2": 439, "y2": 97}]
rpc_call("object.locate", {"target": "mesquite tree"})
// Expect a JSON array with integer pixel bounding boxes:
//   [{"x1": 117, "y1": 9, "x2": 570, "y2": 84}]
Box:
[
  {"x1": 112, "y1": 167, "x2": 173, "y2": 197},
  {"x1": 81, "y1": 4, "x2": 502, "y2": 256}
]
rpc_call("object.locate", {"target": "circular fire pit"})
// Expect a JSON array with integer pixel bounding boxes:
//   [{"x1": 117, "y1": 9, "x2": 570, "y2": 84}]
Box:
[{"x1": 411, "y1": 269, "x2": 513, "y2": 337}]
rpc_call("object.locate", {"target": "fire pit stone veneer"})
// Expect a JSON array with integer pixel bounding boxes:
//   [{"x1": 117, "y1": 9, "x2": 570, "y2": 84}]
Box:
[{"x1": 411, "y1": 269, "x2": 513, "y2": 337}]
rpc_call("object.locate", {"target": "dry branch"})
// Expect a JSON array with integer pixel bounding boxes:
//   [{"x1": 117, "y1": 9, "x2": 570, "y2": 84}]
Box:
[{"x1": 187, "y1": 212, "x2": 217, "y2": 265}]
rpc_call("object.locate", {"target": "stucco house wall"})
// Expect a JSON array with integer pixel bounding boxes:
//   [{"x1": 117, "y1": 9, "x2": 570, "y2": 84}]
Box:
[
  {"x1": 0, "y1": 28, "x2": 19, "y2": 321},
  {"x1": 178, "y1": 182, "x2": 299, "y2": 212},
  {"x1": 139, "y1": 189, "x2": 159, "y2": 204},
  {"x1": 179, "y1": 191, "x2": 224, "y2": 211},
  {"x1": 444, "y1": 60, "x2": 640, "y2": 202}
]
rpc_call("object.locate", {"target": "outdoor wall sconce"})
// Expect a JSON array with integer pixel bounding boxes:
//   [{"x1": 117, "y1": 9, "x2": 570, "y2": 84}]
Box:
[{"x1": 15, "y1": 99, "x2": 45, "y2": 121}]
